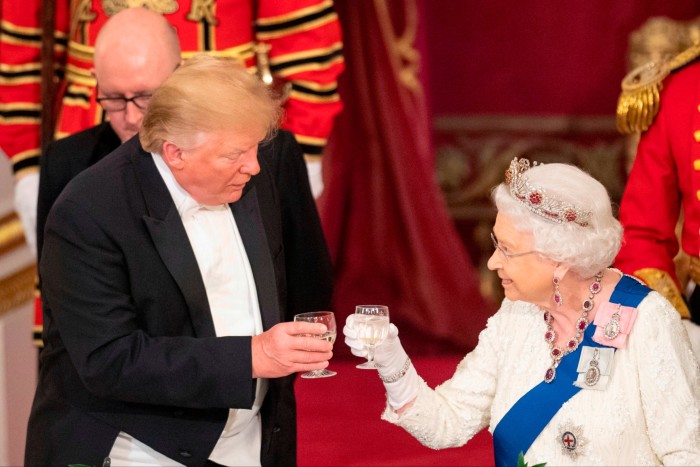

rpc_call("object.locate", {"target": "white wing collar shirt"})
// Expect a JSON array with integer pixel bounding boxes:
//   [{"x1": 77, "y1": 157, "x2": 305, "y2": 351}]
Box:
[{"x1": 108, "y1": 152, "x2": 268, "y2": 467}]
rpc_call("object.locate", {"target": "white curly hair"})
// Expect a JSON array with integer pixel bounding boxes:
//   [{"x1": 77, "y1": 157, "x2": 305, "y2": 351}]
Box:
[{"x1": 492, "y1": 161, "x2": 622, "y2": 278}]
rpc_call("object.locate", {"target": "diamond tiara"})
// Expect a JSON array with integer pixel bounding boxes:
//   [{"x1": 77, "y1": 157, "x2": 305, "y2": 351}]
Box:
[{"x1": 504, "y1": 158, "x2": 592, "y2": 227}]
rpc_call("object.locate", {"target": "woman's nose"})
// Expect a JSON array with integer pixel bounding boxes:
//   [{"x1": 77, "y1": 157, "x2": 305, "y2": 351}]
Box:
[{"x1": 486, "y1": 249, "x2": 501, "y2": 270}]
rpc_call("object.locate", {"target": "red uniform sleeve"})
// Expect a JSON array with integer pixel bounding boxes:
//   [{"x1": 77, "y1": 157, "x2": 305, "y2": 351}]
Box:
[
  {"x1": 1, "y1": 0, "x2": 43, "y2": 175},
  {"x1": 255, "y1": 0, "x2": 344, "y2": 160},
  {"x1": 0, "y1": 0, "x2": 69, "y2": 177},
  {"x1": 616, "y1": 97, "x2": 682, "y2": 283}
]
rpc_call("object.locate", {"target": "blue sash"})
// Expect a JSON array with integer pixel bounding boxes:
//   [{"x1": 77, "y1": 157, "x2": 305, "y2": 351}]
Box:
[{"x1": 492, "y1": 275, "x2": 649, "y2": 466}]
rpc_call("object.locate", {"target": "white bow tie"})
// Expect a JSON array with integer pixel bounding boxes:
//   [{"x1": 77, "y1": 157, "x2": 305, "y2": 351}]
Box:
[{"x1": 180, "y1": 198, "x2": 227, "y2": 217}]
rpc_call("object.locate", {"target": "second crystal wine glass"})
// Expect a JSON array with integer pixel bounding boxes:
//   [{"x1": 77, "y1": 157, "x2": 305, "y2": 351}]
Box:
[
  {"x1": 354, "y1": 305, "x2": 390, "y2": 369},
  {"x1": 293, "y1": 311, "x2": 337, "y2": 378}
]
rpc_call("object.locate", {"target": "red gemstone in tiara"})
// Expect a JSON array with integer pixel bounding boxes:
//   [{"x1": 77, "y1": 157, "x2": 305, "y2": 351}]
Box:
[
  {"x1": 529, "y1": 192, "x2": 543, "y2": 205},
  {"x1": 504, "y1": 158, "x2": 592, "y2": 227}
]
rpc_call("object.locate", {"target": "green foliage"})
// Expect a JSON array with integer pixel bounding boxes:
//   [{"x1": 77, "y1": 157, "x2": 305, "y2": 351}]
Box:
[{"x1": 517, "y1": 451, "x2": 547, "y2": 467}]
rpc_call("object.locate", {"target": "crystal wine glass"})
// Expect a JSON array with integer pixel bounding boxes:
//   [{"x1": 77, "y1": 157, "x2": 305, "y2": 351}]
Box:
[
  {"x1": 293, "y1": 311, "x2": 337, "y2": 379},
  {"x1": 354, "y1": 305, "x2": 390, "y2": 369}
]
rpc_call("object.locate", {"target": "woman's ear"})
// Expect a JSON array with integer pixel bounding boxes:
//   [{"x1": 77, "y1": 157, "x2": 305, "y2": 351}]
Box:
[
  {"x1": 161, "y1": 141, "x2": 185, "y2": 170},
  {"x1": 553, "y1": 263, "x2": 570, "y2": 280}
]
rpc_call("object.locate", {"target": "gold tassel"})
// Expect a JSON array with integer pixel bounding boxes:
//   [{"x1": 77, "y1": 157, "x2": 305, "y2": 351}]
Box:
[
  {"x1": 616, "y1": 61, "x2": 668, "y2": 134},
  {"x1": 253, "y1": 42, "x2": 274, "y2": 86},
  {"x1": 617, "y1": 43, "x2": 700, "y2": 135}
]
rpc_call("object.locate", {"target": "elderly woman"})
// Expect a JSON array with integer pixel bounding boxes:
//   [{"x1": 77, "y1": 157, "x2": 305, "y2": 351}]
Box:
[{"x1": 344, "y1": 158, "x2": 700, "y2": 466}]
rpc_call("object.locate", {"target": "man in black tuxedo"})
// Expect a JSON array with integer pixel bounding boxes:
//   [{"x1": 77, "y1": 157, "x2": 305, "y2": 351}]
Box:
[{"x1": 26, "y1": 48, "x2": 334, "y2": 467}]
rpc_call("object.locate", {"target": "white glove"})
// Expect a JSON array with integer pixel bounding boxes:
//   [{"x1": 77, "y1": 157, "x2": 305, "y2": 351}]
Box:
[
  {"x1": 344, "y1": 315, "x2": 420, "y2": 409},
  {"x1": 682, "y1": 319, "x2": 700, "y2": 361},
  {"x1": 14, "y1": 172, "x2": 39, "y2": 258},
  {"x1": 305, "y1": 159, "x2": 324, "y2": 199}
]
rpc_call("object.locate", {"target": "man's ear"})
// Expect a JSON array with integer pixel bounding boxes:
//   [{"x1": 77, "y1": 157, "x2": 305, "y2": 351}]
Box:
[{"x1": 161, "y1": 141, "x2": 185, "y2": 170}]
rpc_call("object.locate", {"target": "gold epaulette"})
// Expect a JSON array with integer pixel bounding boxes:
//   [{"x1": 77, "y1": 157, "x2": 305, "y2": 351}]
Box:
[
  {"x1": 633, "y1": 268, "x2": 691, "y2": 319},
  {"x1": 616, "y1": 43, "x2": 700, "y2": 135}
]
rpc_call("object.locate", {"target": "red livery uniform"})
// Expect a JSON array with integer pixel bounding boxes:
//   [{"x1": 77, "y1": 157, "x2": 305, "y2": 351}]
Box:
[
  {"x1": 615, "y1": 53, "x2": 700, "y2": 320},
  {"x1": 0, "y1": 0, "x2": 344, "y2": 177}
]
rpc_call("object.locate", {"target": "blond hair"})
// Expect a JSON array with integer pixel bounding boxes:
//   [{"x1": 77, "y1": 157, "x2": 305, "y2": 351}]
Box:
[{"x1": 140, "y1": 54, "x2": 282, "y2": 152}]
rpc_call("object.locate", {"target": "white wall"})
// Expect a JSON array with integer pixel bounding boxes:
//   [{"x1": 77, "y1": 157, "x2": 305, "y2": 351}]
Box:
[
  {"x1": 0, "y1": 154, "x2": 38, "y2": 466},
  {"x1": 0, "y1": 302, "x2": 37, "y2": 466}
]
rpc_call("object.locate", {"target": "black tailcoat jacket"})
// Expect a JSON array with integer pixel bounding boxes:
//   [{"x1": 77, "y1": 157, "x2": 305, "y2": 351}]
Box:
[{"x1": 26, "y1": 130, "x2": 333, "y2": 467}]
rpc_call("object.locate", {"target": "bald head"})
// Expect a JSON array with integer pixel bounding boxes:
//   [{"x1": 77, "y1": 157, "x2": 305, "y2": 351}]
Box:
[
  {"x1": 93, "y1": 7, "x2": 181, "y2": 143},
  {"x1": 95, "y1": 8, "x2": 180, "y2": 69}
]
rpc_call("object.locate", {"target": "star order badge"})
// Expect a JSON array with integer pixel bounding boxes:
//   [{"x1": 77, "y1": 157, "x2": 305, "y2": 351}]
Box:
[{"x1": 558, "y1": 423, "x2": 587, "y2": 460}]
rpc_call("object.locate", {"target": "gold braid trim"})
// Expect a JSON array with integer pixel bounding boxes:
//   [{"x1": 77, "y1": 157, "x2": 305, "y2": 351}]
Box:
[
  {"x1": 616, "y1": 43, "x2": 700, "y2": 135},
  {"x1": 0, "y1": 265, "x2": 35, "y2": 318},
  {"x1": 0, "y1": 213, "x2": 26, "y2": 255},
  {"x1": 666, "y1": 43, "x2": 700, "y2": 71},
  {"x1": 634, "y1": 268, "x2": 691, "y2": 319}
]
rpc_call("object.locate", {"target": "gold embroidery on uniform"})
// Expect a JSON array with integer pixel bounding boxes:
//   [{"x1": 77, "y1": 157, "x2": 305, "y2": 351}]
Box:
[
  {"x1": 288, "y1": 89, "x2": 340, "y2": 104},
  {"x1": 0, "y1": 20, "x2": 41, "y2": 36},
  {"x1": 0, "y1": 103, "x2": 41, "y2": 125},
  {"x1": 288, "y1": 79, "x2": 340, "y2": 103},
  {"x1": 180, "y1": 42, "x2": 253, "y2": 61},
  {"x1": 256, "y1": 0, "x2": 334, "y2": 26},
  {"x1": 187, "y1": 0, "x2": 218, "y2": 25},
  {"x1": 0, "y1": 63, "x2": 42, "y2": 85},
  {"x1": 270, "y1": 42, "x2": 343, "y2": 78},
  {"x1": 70, "y1": 0, "x2": 97, "y2": 44},
  {"x1": 76, "y1": 0, "x2": 97, "y2": 24},
  {"x1": 634, "y1": 268, "x2": 691, "y2": 319},
  {"x1": 101, "y1": 0, "x2": 179, "y2": 16},
  {"x1": 67, "y1": 40, "x2": 95, "y2": 62},
  {"x1": 207, "y1": 7, "x2": 217, "y2": 49}
]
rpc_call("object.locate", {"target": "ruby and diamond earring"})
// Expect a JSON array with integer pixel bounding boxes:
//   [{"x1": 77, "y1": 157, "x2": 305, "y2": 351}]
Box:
[{"x1": 553, "y1": 276, "x2": 563, "y2": 307}]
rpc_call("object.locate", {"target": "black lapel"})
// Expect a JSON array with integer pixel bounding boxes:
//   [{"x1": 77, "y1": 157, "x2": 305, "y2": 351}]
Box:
[
  {"x1": 231, "y1": 186, "x2": 280, "y2": 331},
  {"x1": 130, "y1": 143, "x2": 216, "y2": 337}
]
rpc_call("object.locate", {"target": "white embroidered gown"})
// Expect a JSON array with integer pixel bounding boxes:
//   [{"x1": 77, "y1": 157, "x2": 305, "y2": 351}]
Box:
[{"x1": 382, "y1": 290, "x2": 700, "y2": 466}]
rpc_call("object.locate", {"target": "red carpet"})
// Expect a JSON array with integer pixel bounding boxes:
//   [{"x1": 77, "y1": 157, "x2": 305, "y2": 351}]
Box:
[{"x1": 296, "y1": 355, "x2": 494, "y2": 466}]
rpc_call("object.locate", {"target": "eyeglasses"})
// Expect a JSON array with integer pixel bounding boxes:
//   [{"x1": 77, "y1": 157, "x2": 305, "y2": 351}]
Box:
[
  {"x1": 490, "y1": 232, "x2": 536, "y2": 261},
  {"x1": 96, "y1": 94, "x2": 152, "y2": 112}
]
